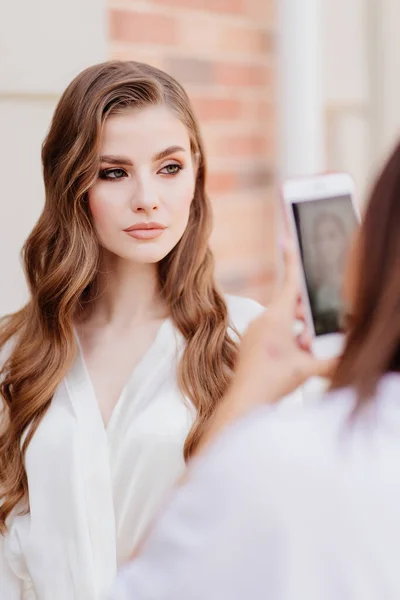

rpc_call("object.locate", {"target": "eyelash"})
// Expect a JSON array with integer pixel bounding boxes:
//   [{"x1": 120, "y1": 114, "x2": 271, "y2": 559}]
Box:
[{"x1": 99, "y1": 163, "x2": 183, "y2": 181}]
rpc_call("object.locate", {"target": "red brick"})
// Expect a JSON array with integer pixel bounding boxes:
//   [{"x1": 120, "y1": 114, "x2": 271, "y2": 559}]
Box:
[
  {"x1": 109, "y1": 9, "x2": 177, "y2": 45},
  {"x1": 210, "y1": 194, "x2": 277, "y2": 268},
  {"x1": 190, "y1": 96, "x2": 243, "y2": 121},
  {"x1": 177, "y1": 13, "x2": 219, "y2": 54},
  {"x1": 110, "y1": 44, "x2": 165, "y2": 69},
  {"x1": 219, "y1": 26, "x2": 273, "y2": 55},
  {"x1": 237, "y1": 164, "x2": 274, "y2": 189},
  {"x1": 214, "y1": 61, "x2": 272, "y2": 88},
  {"x1": 207, "y1": 171, "x2": 237, "y2": 194},
  {"x1": 166, "y1": 57, "x2": 213, "y2": 85},
  {"x1": 212, "y1": 134, "x2": 272, "y2": 158},
  {"x1": 152, "y1": 0, "x2": 246, "y2": 15},
  {"x1": 245, "y1": 0, "x2": 276, "y2": 24},
  {"x1": 207, "y1": 164, "x2": 273, "y2": 194},
  {"x1": 246, "y1": 98, "x2": 275, "y2": 122},
  {"x1": 177, "y1": 17, "x2": 272, "y2": 57}
]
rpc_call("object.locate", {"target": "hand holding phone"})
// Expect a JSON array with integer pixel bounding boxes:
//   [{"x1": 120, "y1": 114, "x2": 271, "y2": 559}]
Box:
[{"x1": 282, "y1": 173, "x2": 359, "y2": 359}]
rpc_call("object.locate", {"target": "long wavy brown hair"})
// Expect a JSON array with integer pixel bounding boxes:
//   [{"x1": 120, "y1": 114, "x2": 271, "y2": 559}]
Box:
[
  {"x1": 0, "y1": 61, "x2": 238, "y2": 532},
  {"x1": 331, "y1": 141, "x2": 400, "y2": 396}
]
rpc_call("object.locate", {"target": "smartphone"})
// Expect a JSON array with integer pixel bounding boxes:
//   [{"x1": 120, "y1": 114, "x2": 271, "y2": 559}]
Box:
[{"x1": 283, "y1": 172, "x2": 359, "y2": 359}]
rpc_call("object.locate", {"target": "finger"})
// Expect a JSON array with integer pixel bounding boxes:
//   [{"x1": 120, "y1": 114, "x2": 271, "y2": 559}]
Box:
[
  {"x1": 280, "y1": 240, "x2": 300, "y2": 313},
  {"x1": 295, "y1": 297, "x2": 305, "y2": 321},
  {"x1": 280, "y1": 198, "x2": 293, "y2": 239},
  {"x1": 304, "y1": 356, "x2": 339, "y2": 381},
  {"x1": 298, "y1": 331, "x2": 312, "y2": 352}
]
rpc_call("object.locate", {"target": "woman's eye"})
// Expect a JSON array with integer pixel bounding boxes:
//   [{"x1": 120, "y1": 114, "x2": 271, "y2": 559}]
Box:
[
  {"x1": 100, "y1": 168, "x2": 127, "y2": 180},
  {"x1": 159, "y1": 164, "x2": 182, "y2": 176}
]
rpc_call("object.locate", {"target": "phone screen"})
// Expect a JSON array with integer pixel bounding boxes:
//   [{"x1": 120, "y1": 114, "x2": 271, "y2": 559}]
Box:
[{"x1": 291, "y1": 194, "x2": 358, "y2": 336}]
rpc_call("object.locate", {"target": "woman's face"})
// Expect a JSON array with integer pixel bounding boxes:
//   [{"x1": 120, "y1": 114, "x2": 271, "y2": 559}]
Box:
[
  {"x1": 314, "y1": 215, "x2": 347, "y2": 268},
  {"x1": 88, "y1": 104, "x2": 196, "y2": 264}
]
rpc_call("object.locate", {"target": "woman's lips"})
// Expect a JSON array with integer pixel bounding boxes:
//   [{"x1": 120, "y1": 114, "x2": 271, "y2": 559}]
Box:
[
  {"x1": 125, "y1": 228, "x2": 165, "y2": 240},
  {"x1": 123, "y1": 222, "x2": 166, "y2": 240}
]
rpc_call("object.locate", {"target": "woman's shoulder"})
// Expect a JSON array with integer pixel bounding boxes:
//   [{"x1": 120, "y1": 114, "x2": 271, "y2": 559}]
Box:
[{"x1": 224, "y1": 294, "x2": 265, "y2": 336}]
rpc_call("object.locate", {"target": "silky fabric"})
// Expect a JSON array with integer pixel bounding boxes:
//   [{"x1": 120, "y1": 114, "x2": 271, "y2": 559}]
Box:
[{"x1": 1, "y1": 295, "x2": 281, "y2": 600}]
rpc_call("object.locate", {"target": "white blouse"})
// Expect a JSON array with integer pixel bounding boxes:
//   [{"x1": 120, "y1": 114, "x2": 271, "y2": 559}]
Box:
[{"x1": 1, "y1": 295, "x2": 277, "y2": 600}]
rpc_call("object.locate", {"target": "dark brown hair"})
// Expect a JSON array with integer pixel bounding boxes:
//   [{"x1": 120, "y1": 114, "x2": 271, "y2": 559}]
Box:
[
  {"x1": 0, "y1": 61, "x2": 238, "y2": 531},
  {"x1": 331, "y1": 141, "x2": 400, "y2": 396}
]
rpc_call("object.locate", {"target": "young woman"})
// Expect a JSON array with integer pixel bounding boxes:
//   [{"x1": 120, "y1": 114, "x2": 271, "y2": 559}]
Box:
[
  {"x1": 0, "y1": 61, "x2": 280, "y2": 599},
  {"x1": 110, "y1": 142, "x2": 400, "y2": 600}
]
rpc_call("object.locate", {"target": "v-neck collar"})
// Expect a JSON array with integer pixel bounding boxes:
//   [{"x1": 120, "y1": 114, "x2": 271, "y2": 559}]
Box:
[
  {"x1": 63, "y1": 318, "x2": 182, "y2": 596},
  {"x1": 64, "y1": 348, "x2": 118, "y2": 595},
  {"x1": 73, "y1": 318, "x2": 177, "y2": 435}
]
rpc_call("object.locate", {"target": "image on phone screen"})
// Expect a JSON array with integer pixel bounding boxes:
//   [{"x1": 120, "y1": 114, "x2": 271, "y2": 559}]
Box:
[{"x1": 291, "y1": 194, "x2": 358, "y2": 336}]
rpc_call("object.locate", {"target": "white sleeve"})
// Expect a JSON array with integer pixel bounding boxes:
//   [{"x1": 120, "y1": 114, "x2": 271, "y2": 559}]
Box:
[
  {"x1": 0, "y1": 532, "x2": 22, "y2": 599},
  {"x1": 0, "y1": 339, "x2": 23, "y2": 597},
  {"x1": 225, "y1": 294, "x2": 265, "y2": 338},
  {"x1": 108, "y1": 417, "x2": 279, "y2": 600}
]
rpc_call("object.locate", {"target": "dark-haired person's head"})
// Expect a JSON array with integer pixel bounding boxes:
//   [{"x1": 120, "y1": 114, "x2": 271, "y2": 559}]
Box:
[{"x1": 333, "y1": 141, "x2": 400, "y2": 397}]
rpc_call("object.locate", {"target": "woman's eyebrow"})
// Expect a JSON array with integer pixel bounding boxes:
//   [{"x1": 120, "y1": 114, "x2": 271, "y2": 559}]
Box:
[
  {"x1": 153, "y1": 145, "x2": 186, "y2": 161},
  {"x1": 100, "y1": 146, "x2": 186, "y2": 166},
  {"x1": 100, "y1": 155, "x2": 133, "y2": 166}
]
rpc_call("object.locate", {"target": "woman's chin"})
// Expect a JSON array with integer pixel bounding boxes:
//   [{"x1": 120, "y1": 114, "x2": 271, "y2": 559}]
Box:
[
  {"x1": 100, "y1": 238, "x2": 180, "y2": 265},
  {"x1": 117, "y1": 247, "x2": 172, "y2": 265}
]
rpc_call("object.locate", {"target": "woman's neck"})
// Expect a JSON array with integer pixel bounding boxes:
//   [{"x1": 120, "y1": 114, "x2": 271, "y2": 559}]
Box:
[{"x1": 81, "y1": 251, "x2": 167, "y2": 327}]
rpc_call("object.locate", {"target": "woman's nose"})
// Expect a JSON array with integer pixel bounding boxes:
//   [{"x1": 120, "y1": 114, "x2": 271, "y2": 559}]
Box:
[{"x1": 130, "y1": 176, "x2": 160, "y2": 213}]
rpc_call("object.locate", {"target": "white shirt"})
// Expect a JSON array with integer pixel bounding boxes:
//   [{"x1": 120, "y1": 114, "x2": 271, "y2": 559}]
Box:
[
  {"x1": 1, "y1": 295, "x2": 272, "y2": 600},
  {"x1": 110, "y1": 373, "x2": 400, "y2": 600}
]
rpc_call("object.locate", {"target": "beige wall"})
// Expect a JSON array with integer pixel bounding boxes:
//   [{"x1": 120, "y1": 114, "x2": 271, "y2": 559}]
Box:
[
  {"x1": 0, "y1": 0, "x2": 107, "y2": 315},
  {"x1": 324, "y1": 0, "x2": 400, "y2": 204},
  {"x1": 373, "y1": 0, "x2": 400, "y2": 164},
  {"x1": 324, "y1": 0, "x2": 372, "y2": 202},
  {"x1": 279, "y1": 0, "x2": 400, "y2": 206}
]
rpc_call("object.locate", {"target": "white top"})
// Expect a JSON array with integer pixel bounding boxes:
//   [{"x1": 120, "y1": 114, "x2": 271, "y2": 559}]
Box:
[
  {"x1": 110, "y1": 373, "x2": 400, "y2": 600},
  {"x1": 1, "y1": 295, "x2": 283, "y2": 600}
]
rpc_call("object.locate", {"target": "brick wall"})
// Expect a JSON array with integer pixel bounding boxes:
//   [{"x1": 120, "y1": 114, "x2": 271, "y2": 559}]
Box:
[{"x1": 109, "y1": 0, "x2": 277, "y2": 304}]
